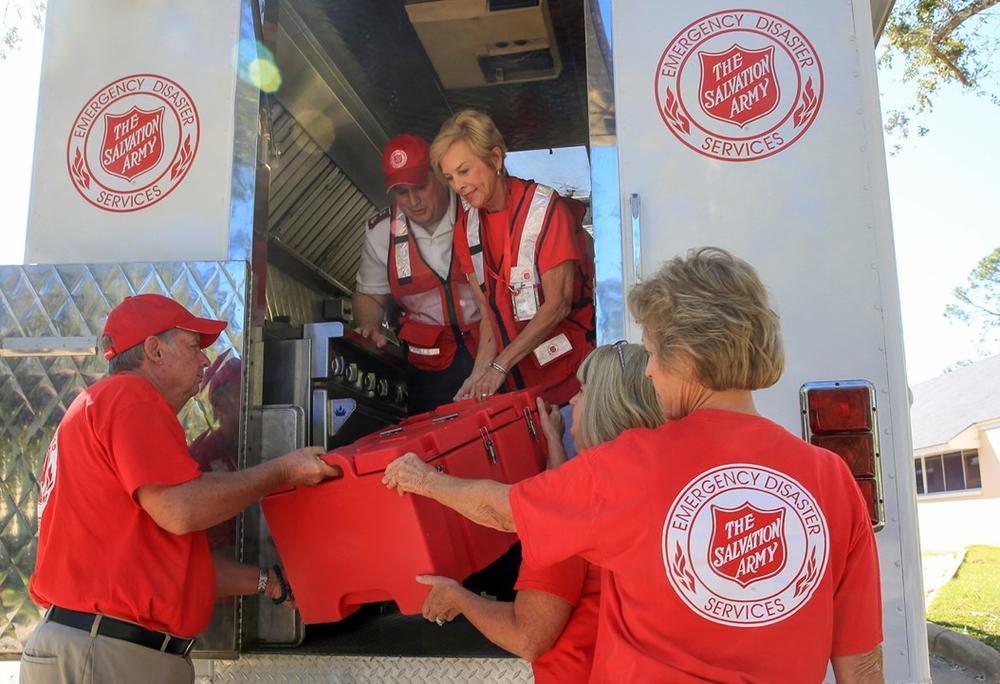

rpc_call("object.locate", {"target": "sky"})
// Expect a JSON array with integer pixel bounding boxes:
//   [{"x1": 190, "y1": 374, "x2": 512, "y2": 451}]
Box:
[{"x1": 0, "y1": 9, "x2": 996, "y2": 385}]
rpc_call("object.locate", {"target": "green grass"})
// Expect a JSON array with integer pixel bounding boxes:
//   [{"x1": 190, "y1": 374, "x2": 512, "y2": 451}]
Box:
[{"x1": 927, "y1": 545, "x2": 1000, "y2": 651}]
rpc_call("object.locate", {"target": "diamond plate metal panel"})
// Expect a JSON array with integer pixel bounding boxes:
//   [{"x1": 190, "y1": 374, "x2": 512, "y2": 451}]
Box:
[
  {"x1": 210, "y1": 655, "x2": 532, "y2": 683},
  {"x1": 0, "y1": 262, "x2": 248, "y2": 656}
]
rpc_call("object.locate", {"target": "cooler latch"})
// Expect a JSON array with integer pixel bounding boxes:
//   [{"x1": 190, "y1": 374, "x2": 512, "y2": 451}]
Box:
[
  {"x1": 480, "y1": 427, "x2": 497, "y2": 465},
  {"x1": 523, "y1": 407, "x2": 538, "y2": 441}
]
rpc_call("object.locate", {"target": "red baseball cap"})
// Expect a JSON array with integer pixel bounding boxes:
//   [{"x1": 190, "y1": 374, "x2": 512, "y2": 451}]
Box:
[
  {"x1": 381, "y1": 134, "x2": 430, "y2": 191},
  {"x1": 102, "y1": 294, "x2": 227, "y2": 360}
]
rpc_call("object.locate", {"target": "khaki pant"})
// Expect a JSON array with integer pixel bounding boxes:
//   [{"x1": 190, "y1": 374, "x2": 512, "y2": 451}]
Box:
[{"x1": 20, "y1": 614, "x2": 194, "y2": 684}]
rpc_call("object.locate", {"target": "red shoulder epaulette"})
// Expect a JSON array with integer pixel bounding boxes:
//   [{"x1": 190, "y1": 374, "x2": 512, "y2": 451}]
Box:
[{"x1": 367, "y1": 207, "x2": 391, "y2": 230}]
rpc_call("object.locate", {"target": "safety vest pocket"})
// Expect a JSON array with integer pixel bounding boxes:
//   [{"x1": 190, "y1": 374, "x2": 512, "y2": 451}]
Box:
[{"x1": 398, "y1": 319, "x2": 457, "y2": 372}]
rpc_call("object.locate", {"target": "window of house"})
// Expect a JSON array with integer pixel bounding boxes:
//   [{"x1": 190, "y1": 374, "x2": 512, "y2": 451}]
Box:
[
  {"x1": 964, "y1": 451, "x2": 982, "y2": 489},
  {"x1": 924, "y1": 455, "x2": 945, "y2": 493},
  {"x1": 913, "y1": 449, "x2": 981, "y2": 495}
]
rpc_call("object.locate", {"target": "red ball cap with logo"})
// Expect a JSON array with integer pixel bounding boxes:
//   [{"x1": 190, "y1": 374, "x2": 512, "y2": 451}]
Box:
[
  {"x1": 102, "y1": 294, "x2": 227, "y2": 360},
  {"x1": 381, "y1": 134, "x2": 431, "y2": 191}
]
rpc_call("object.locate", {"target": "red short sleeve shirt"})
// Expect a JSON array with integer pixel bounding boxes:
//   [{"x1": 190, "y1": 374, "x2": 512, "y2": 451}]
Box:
[
  {"x1": 515, "y1": 557, "x2": 601, "y2": 683},
  {"x1": 29, "y1": 373, "x2": 216, "y2": 637},
  {"x1": 510, "y1": 410, "x2": 883, "y2": 683}
]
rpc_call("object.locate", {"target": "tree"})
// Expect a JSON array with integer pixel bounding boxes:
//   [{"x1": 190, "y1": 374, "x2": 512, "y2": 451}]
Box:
[
  {"x1": 1, "y1": 0, "x2": 44, "y2": 61},
  {"x1": 944, "y1": 247, "x2": 1000, "y2": 353},
  {"x1": 879, "y1": 0, "x2": 1000, "y2": 141}
]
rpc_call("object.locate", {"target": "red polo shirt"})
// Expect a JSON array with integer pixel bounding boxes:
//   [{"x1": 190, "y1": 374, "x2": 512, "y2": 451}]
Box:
[{"x1": 30, "y1": 373, "x2": 216, "y2": 637}]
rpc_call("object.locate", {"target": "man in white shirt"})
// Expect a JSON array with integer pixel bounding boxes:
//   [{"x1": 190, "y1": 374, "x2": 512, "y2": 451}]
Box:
[{"x1": 353, "y1": 134, "x2": 483, "y2": 414}]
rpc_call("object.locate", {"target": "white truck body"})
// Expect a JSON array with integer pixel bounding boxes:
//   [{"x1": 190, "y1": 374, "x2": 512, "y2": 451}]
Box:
[{"x1": 0, "y1": 0, "x2": 928, "y2": 681}]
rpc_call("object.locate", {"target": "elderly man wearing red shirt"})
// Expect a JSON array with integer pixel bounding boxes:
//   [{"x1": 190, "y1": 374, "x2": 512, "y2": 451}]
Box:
[
  {"x1": 21, "y1": 294, "x2": 337, "y2": 684},
  {"x1": 384, "y1": 248, "x2": 885, "y2": 684}
]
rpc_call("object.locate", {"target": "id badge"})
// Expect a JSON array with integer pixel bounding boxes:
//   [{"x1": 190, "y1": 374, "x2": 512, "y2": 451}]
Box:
[{"x1": 510, "y1": 267, "x2": 539, "y2": 321}]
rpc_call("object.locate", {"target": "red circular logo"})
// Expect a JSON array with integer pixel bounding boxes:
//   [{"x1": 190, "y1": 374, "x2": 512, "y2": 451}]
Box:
[
  {"x1": 654, "y1": 10, "x2": 823, "y2": 162},
  {"x1": 66, "y1": 74, "x2": 200, "y2": 212},
  {"x1": 389, "y1": 149, "x2": 408, "y2": 169}
]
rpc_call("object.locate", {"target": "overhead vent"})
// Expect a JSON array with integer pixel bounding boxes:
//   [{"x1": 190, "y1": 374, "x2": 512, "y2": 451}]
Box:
[{"x1": 405, "y1": 0, "x2": 562, "y2": 88}]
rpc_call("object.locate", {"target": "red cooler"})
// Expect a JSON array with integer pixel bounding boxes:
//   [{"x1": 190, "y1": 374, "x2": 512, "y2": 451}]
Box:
[{"x1": 261, "y1": 389, "x2": 547, "y2": 623}]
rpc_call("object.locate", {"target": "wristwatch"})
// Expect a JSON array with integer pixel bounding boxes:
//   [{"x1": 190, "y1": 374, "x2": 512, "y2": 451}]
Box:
[{"x1": 257, "y1": 567, "x2": 269, "y2": 595}]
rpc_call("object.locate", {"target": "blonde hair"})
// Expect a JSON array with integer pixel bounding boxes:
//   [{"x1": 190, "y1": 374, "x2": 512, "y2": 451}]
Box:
[
  {"x1": 628, "y1": 247, "x2": 784, "y2": 391},
  {"x1": 430, "y1": 109, "x2": 506, "y2": 179},
  {"x1": 574, "y1": 343, "x2": 664, "y2": 450}
]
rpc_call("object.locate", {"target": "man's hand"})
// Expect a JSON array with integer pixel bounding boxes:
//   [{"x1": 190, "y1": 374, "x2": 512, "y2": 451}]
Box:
[
  {"x1": 265, "y1": 566, "x2": 296, "y2": 609},
  {"x1": 382, "y1": 452, "x2": 436, "y2": 496},
  {"x1": 357, "y1": 326, "x2": 388, "y2": 349},
  {"x1": 417, "y1": 575, "x2": 463, "y2": 625},
  {"x1": 277, "y1": 447, "x2": 341, "y2": 486}
]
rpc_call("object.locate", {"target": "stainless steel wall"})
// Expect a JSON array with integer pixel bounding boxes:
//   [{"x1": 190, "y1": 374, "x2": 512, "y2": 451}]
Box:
[{"x1": 0, "y1": 261, "x2": 248, "y2": 655}]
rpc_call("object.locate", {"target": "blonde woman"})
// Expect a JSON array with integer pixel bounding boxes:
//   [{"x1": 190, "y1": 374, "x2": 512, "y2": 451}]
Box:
[
  {"x1": 413, "y1": 343, "x2": 661, "y2": 683},
  {"x1": 385, "y1": 248, "x2": 884, "y2": 683},
  {"x1": 430, "y1": 109, "x2": 595, "y2": 406}
]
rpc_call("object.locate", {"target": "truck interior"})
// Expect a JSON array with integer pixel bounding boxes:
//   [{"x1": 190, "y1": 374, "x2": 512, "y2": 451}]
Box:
[
  {"x1": 225, "y1": 0, "x2": 896, "y2": 660},
  {"x1": 232, "y1": 0, "x2": 595, "y2": 659}
]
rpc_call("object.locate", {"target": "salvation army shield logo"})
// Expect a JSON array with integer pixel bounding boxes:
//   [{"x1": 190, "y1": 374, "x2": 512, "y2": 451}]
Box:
[
  {"x1": 708, "y1": 502, "x2": 786, "y2": 587},
  {"x1": 66, "y1": 74, "x2": 200, "y2": 213},
  {"x1": 654, "y1": 10, "x2": 823, "y2": 162},
  {"x1": 698, "y1": 45, "x2": 779, "y2": 128},
  {"x1": 100, "y1": 106, "x2": 165, "y2": 181},
  {"x1": 662, "y1": 464, "x2": 829, "y2": 627}
]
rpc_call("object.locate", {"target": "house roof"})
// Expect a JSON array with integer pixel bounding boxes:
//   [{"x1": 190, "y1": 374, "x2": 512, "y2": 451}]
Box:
[{"x1": 910, "y1": 354, "x2": 1000, "y2": 450}]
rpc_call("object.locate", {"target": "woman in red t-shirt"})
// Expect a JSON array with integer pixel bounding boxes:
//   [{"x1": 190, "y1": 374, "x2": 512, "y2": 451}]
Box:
[
  {"x1": 429, "y1": 109, "x2": 595, "y2": 406},
  {"x1": 385, "y1": 249, "x2": 885, "y2": 683},
  {"x1": 412, "y1": 343, "x2": 662, "y2": 683}
]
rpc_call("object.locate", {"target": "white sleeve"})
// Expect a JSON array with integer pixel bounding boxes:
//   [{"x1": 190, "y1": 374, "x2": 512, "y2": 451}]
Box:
[{"x1": 355, "y1": 217, "x2": 392, "y2": 295}]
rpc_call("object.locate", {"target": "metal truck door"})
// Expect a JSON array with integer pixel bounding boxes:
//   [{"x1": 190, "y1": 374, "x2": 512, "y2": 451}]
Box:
[{"x1": 610, "y1": 1, "x2": 928, "y2": 681}]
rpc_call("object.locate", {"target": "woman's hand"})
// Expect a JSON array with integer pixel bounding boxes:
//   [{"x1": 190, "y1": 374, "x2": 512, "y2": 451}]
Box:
[
  {"x1": 416, "y1": 575, "x2": 463, "y2": 625},
  {"x1": 454, "y1": 367, "x2": 486, "y2": 401},
  {"x1": 536, "y1": 397, "x2": 567, "y2": 468},
  {"x1": 463, "y1": 365, "x2": 507, "y2": 400},
  {"x1": 382, "y1": 452, "x2": 436, "y2": 496}
]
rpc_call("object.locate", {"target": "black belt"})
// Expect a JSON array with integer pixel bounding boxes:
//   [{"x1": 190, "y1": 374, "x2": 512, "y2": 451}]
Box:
[{"x1": 48, "y1": 606, "x2": 195, "y2": 657}]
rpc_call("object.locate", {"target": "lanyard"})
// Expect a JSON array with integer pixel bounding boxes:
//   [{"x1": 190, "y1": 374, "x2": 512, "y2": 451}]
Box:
[{"x1": 483, "y1": 181, "x2": 531, "y2": 292}]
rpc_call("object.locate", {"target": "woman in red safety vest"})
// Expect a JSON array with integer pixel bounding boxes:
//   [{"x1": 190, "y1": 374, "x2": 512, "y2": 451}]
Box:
[{"x1": 429, "y1": 110, "x2": 596, "y2": 406}]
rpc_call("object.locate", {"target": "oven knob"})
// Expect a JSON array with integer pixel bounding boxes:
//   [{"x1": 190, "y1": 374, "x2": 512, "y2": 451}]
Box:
[
  {"x1": 344, "y1": 363, "x2": 359, "y2": 383},
  {"x1": 330, "y1": 355, "x2": 346, "y2": 377},
  {"x1": 376, "y1": 378, "x2": 390, "y2": 398},
  {"x1": 394, "y1": 383, "x2": 408, "y2": 405},
  {"x1": 362, "y1": 372, "x2": 377, "y2": 393}
]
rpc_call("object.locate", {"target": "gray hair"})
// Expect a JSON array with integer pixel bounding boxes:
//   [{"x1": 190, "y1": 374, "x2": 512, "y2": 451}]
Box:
[
  {"x1": 102, "y1": 329, "x2": 178, "y2": 374},
  {"x1": 574, "y1": 343, "x2": 664, "y2": 450}
]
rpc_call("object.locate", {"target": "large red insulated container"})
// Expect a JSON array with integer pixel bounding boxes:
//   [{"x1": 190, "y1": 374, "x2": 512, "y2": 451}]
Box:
[{"x1": 261, "y1": 389, "x2": 547, "y2": 623}]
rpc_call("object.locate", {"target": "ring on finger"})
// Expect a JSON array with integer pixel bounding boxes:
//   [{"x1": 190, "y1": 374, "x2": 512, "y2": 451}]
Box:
[{"x1": 435, "y1": 617, "x2": 445, "y2": 627}]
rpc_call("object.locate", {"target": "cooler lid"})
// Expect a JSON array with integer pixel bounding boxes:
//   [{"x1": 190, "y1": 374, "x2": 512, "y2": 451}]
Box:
[{"x1": 350, "y1": 390, "x2": 539, "y2": 475}]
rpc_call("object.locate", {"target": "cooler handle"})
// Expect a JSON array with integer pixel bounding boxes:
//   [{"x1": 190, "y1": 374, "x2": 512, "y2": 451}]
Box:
[{"x1": 318, "y1": 451, "x2": 355, "y2": 480}]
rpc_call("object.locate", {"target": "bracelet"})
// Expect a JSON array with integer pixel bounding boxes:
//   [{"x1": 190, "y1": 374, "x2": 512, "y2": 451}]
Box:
[
  {"x1": 489, "y1": 361, "x2": 508, "y2": 375},
  {"x1": 256, "y1": 567, "x2": 269, "y2": 595},
  {"x1": 271, "y1": 564, "x2": 292, "y2": 605}
]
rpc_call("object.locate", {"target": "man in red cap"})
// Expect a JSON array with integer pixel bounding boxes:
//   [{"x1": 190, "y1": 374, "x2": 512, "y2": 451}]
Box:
[
  {"x1": 21, "y1": 294, "x2": 338, "y2": 684},
  {"x1": 353, "y1": 133, "x2": 486, "y2": 414}
]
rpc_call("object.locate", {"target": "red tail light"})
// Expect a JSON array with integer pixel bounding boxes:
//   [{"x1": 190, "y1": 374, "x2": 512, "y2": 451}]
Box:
[{"x1": 800, "y1": 381, "x2": 884, "y2": 530}]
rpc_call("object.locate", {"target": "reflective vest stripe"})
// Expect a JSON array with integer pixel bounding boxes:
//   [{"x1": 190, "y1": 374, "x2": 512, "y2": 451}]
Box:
[
  {"x1": 391, "y1": 208, "x2": 412, "y2": 283},
  {"x1": 515, "y1": 184, "x2": 554, "y2": 282},
  {"x1": 464, "y1": 201, "x2": 485, "y2": 285}
]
